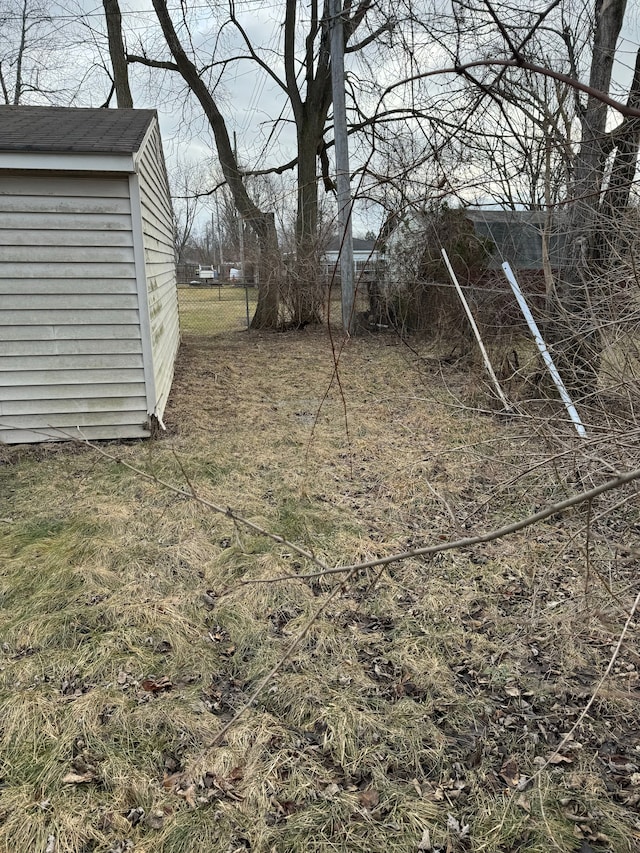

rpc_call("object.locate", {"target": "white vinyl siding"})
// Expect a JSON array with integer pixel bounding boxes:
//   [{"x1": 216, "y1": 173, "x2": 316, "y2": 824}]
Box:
[
  {"x1": 136, "y1": 122, "x2": 180, "y2": 419},
  {"x1": 0, "y1": 174, "x2": 149, "y2": 443}
]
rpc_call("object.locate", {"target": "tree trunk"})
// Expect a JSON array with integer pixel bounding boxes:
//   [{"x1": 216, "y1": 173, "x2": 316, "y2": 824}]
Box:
[
  {"x1": 281, "y1": 0, "x2": 334, "y2": 326},
  {"x1": 250, "y1": 212, "x2": 280, "y2": 329},
  {"x1": 601, "y1": 47, "x2": 640, "y2": 237},
  {"x1": 151, "y1": 0, "x2": 280, "y2": 328},
  {"x1": 289, "y1": 122, "x2": 324, "y2": 326},
  {"x1": 102, "y1": 0, "x2": 133, "y2": 108},
  {"x1": 551, "y1": 0, "x2": 627, "y2": 398}
]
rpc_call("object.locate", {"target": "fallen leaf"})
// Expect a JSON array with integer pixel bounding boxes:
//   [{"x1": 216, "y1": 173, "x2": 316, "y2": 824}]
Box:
[
  {"x1": 516, "y1": 794, "x2": 531, "y2": 813},
  {"x1": 177, "y1": 783, "x2": 197, "y2": 808},
  {"x1": 358, "y1": 788, "x2": 380, "y2": 810},
  {"x1": 447, "y1": 813, "x2": 470, "y2": 838},
  {"x1": 546, "y1": 753, "x2": 573, "y2": 765},
  {"x1": 146, "y1": 810, "x2": 165, "y2": 830},
  {"x1": 417, "y1": 827, "x2": 432, "y2": 851},
  {"x1": 141, "y1": 676, "x2": 172, "y2": 692},
  {"x1": 62, "y1": 771, "x2": 96, "y2": 785},
  {"x1": 162, "y1": 770, "x2": 184, "y2": 790},
  {"x1": 499, "y1": 756, "x2": 520, "y2": 788},
  {"x1": 125, "y1": 807, "x2": 144, "y2": 827}
]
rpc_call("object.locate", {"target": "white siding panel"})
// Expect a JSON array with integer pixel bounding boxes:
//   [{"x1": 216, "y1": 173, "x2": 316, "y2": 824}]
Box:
[
  {"x1": 0, "y1": 262, "x2": 136, "y2": 278},
  {"x1": 1, "y1": 309, "x2": 140, "y2": 325},
  {"x1": 0, "y1": 382, "x2": 145, "y2": 401},
  {"x1": 135, "y1": 121, "x2": 180, "y2": 421},
  {"x1": 0, "y1": 195, "x2": 131, "y2": 214},
  {"x1": 3, "y1": 212, "x2": 131, "y2": 231},
  {"x1": 0, "y1": 396, "x2": 148, "y2": 416},
  {"x1": 0, "y1": 338, "x2": 142, "y2": 356},
  {"x1": 0, "y1": 176, "x2": 130, "y2": 197},
  {"x1": 0, "y1": 279, "x2": 138, "y2": 295},
  {"x1": 0, "y1": 173, "x2": 149, "y2": 443},
  {"x1": 0, "y1": 245, "x2": 134, "y2": 263},
  {"x1": 3, "y1": 368, "x2": 143, "y2": 386},
  {"x1": 0, "y1": 411, "x2": 147, "y2": 428},
  {"x1": 0, "y1": 229, "x2": 134, "y2": 247},
  {"x1": 1, "y1": 294, "x2": 139, "y2": 310},
  {"x1": 2, "y1": 324, "x2": 142, "y2": 341},
  {"x1": 0, "y1": 354, "x2": 143, "y2": 371},
  {"x1": 0, "y1": 423, "x2": 149, "y2": 444},
  {"x1": 141, "y1": 217, "x2": 175, "y2": 248}
]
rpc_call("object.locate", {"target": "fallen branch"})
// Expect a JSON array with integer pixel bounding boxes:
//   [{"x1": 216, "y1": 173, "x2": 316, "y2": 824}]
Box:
[
  {"x1": 236, "y1": 466, "x2": 640, "y2": 584},
  {"x1": 77, "y1": 434, "x2": 329, "y2": 572},
  {"x1": 80, "y1": 432, "x2": 640, "y2": 586}
]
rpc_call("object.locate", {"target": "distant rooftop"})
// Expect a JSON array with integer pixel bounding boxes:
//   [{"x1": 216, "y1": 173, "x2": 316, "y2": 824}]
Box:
[
  {"x1": 326, "y1": 237, "x2": 377, "y2": 252},
  {"x1": 0, "y1": 106, "x2": 156, "y2": 154}
]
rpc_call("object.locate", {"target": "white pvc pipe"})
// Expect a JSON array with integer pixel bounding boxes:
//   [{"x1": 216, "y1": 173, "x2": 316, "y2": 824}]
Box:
[
  {"x1": 441, "y1": 249, "x2": 511, "y2": 410},
  {"x1": 501, "y1": 261, "x2": 587, "y2": 438}
]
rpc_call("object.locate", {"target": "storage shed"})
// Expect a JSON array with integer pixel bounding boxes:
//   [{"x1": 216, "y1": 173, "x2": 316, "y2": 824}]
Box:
[{"x1": 0, "y1": 106, "x2": 180, "y2": 444}]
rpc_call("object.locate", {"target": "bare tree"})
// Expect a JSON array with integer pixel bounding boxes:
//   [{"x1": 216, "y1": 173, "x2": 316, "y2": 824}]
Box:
[
  {"x1": 124, "y1": 0, "x2": 400, "y2": 327},
  {"x1": 544, "y1": 0, "x2": 639, "y2": 396},
  {"x1": 171, "y1": 158, "x2": 210, "y2": 265},
  {"x1": 0, "y1": 0, "x2": 118, "y2": 106},
  {"x1": 446, "y1": 0, "x2": 640, "y2": 397},
  {"x1": 0, "y1": 0, "x2": 64, "y2": 104},
  {"x1": 363, "y1": 0, "x2": 640, "y2": 397},
  {"x1": 136, "y1": 0, "x2": 281, "y2": 329}
]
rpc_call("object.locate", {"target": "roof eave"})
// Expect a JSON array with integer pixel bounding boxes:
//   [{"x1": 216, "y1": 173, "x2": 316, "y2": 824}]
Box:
[{"x1": 0, "y1": 151, "x2": 136, "y2": 173}]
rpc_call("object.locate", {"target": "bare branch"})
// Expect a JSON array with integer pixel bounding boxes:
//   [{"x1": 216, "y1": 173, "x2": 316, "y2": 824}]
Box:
[
  {"x1": 127, "y1": 52, "x2": 178, "y2": 71},
  {"x1": 380, "y1": 57, "x2": 640, "y2": 119},
  {"x1": 229, "y1": 9, "x2": 289, "y2": 97},
  {"x1": 346, "y1": 20, "x2": 393, "y2": 53}
]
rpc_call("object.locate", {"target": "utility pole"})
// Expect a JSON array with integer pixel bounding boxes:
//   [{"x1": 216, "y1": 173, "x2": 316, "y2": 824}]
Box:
[{"x1": 329, "y1": 0, "x2": 355, "y2": 333}]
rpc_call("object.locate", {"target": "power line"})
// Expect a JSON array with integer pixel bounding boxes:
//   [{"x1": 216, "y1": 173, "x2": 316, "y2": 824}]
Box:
[{"x1": 0, "y1": 1, "x2": 284, "y2": 22}]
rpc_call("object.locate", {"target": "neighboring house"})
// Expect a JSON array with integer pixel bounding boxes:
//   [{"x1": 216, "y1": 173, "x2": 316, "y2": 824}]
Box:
[
  {"x1": 322, "y1": 237, "x2": 384, "y2": 281},
  {"x1": 0, "y1": 106, "x2": 180, "y2": 444},
  {"x1": 465, "y1": 209, "x2": 563, "y2": 271},
  {"x1": 384, "y1": 207, "x2": 563, "y2": 287}
]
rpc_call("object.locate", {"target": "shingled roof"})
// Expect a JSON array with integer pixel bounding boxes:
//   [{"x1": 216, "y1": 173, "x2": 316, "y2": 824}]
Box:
[{"x1": 0, "y1": 106, "x2": 157, "y2": 154}]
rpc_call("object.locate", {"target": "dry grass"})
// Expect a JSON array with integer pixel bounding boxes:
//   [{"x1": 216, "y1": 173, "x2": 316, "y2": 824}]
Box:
[{"x1": 1, "y1": 327, "x2": 639, "y2": 853}]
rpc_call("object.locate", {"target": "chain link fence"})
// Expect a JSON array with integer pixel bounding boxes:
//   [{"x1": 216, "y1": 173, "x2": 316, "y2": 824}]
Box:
[
  {"x1": 177, "y1": 262, "x2": 374, "y2": 334},
  {"x1": 178, "y1": 283, "x2": 258, "y2": 334},
  {"x1": 176, "y1": 264, "x2": 256, "y2": 334}
]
